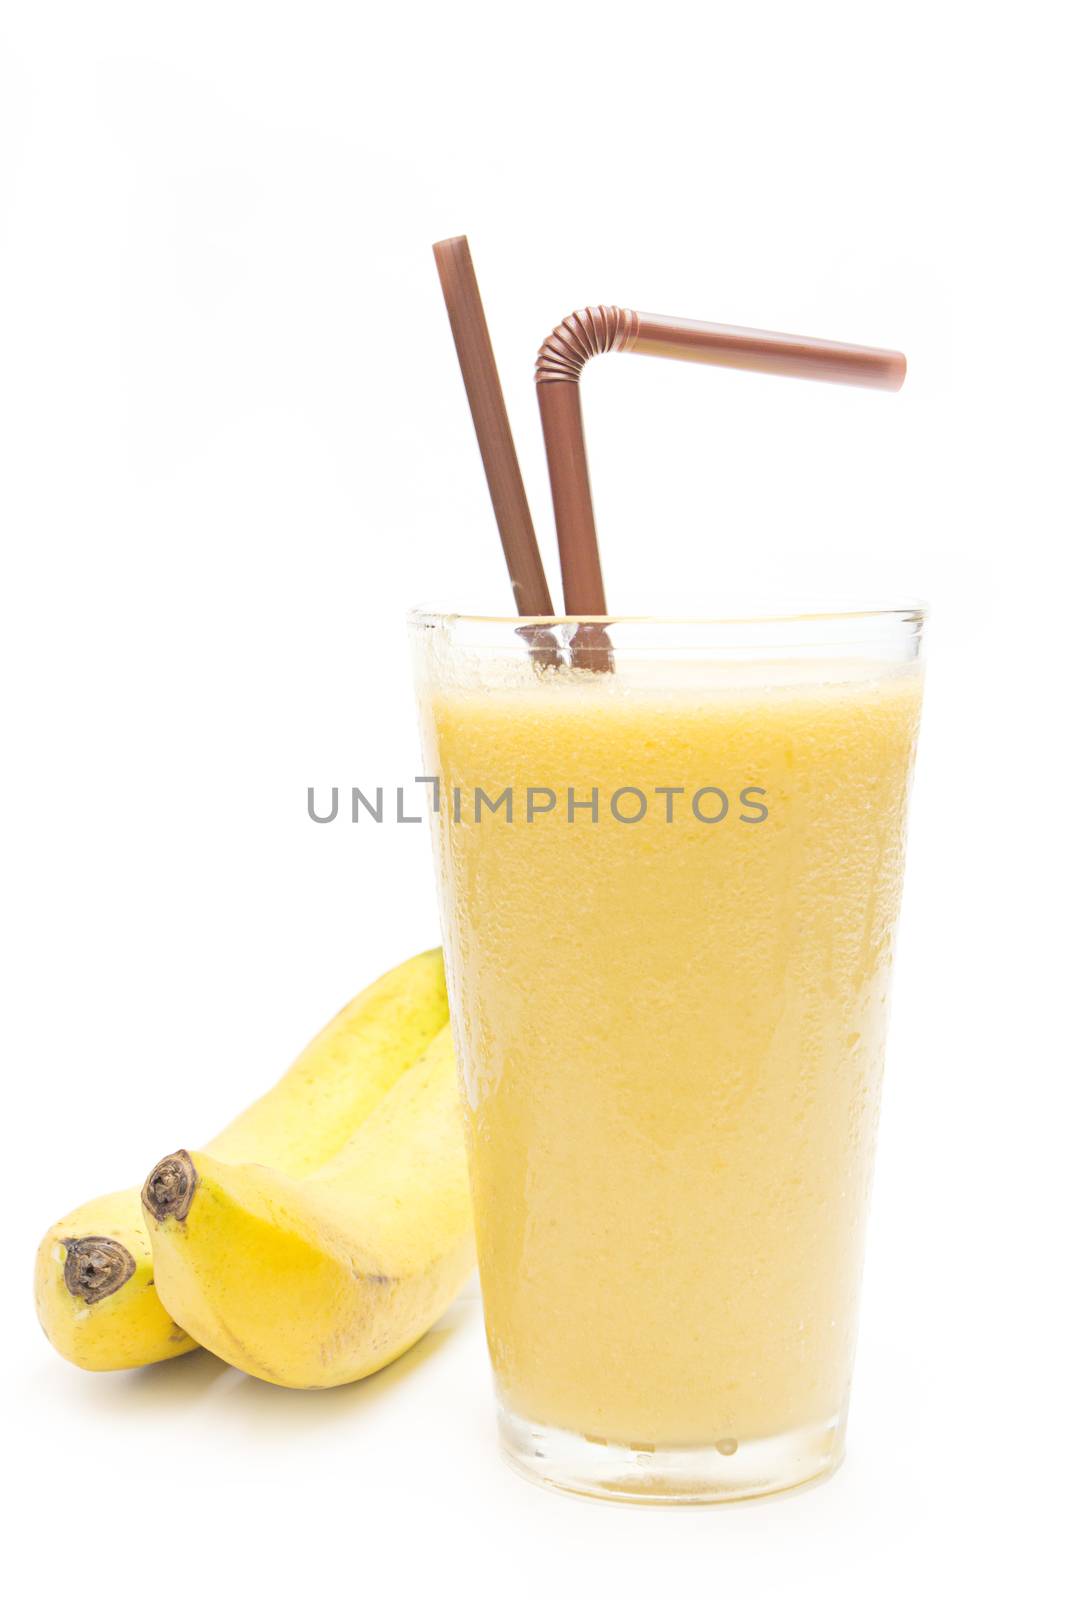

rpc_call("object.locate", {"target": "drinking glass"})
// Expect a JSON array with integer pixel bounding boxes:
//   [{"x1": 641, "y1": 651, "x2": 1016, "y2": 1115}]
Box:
[{"x1": 412, "y1": 609, "x2": 924, "y2": 1502}]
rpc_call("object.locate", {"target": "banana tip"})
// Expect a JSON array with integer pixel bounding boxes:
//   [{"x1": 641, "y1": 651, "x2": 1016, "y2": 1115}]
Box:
[
  {"x1": 142, "y1": 1150, "x2": 198, "y2": 1224},
  {"x1": 62, "y1": 1236, "x2": 137, "y2": 1304}
]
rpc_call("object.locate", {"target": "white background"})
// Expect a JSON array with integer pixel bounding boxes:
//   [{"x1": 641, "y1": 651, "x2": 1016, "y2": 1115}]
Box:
[{"x1": 2, "y1": 3, "x2": 1063, "y2": 1594}]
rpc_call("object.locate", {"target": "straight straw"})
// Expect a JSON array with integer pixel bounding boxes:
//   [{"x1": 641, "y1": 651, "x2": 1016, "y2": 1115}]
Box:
[
  {"x1": 536, "y1": 306, "x2": 907, "y2": 624},
  {"x1": 433, "y1": 237, "x2": 556, "y2": 622}
]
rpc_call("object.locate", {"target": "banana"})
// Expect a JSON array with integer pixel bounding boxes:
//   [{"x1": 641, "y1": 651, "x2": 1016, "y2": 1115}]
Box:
[
  {"x1": 35, "y1": 1195, "x2": 198, "y2": 1370},
  {"x1": 142, "y1": 1026, "x2": 474, "y2": 1388},
  {"x1": 35, "y1": 948, "x2": 449, "y2": 1372}
]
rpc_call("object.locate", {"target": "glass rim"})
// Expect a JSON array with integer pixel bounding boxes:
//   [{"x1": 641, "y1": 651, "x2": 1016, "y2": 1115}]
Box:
[{"x1": 409, "y1": 604, "x2": 927, "y2": 628}]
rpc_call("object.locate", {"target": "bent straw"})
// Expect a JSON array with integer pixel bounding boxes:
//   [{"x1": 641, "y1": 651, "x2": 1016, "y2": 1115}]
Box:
[
  {"x1": 433, "y1": 238, "x2": 559, "y2": 654},
  {"x1": 536, "y1": 307, "x2": 906, "y2": 627}
]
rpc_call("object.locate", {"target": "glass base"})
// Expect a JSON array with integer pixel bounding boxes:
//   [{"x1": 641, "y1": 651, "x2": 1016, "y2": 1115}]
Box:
[{"x1": 498, "y1": 1403, "x2": 846, "y2": 1504}]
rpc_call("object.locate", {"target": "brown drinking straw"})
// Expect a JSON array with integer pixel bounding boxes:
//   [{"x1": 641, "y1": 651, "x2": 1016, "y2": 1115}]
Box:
[
  {"x1": 433, "y1": 238, "x2": 558, "y2": 648},
  {"x1": 536, "y1": 307, "x2": 906, "y2": 666}
]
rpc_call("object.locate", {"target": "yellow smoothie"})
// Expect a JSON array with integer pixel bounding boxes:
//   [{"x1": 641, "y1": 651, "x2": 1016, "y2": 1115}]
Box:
[{"x1": 420, "y1": 651, "x2": 922, "y2": 1451}]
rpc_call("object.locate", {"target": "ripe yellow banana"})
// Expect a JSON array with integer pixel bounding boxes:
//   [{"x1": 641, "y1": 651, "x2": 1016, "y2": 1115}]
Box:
[
  {"x1": 142, "y1": 1026, "x2": 474, "y2": 1388},
  {"x1": 35, "y1": 948, "x2": 449, "y2": 1372}
]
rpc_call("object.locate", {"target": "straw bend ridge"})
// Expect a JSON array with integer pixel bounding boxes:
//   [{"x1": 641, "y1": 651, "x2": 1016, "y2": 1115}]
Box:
[{"x1": 535, "y1": 306, "x2": 640, "y2": 383}]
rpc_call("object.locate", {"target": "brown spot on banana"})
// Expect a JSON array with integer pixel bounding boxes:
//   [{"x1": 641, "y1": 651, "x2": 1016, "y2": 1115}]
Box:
[
  {"x1": 142, "y1": 1150, "x2": 198, "y2": 1223},
  {"x1": 62, "y1": 1236, "x2": 137, "y2": 1305}
]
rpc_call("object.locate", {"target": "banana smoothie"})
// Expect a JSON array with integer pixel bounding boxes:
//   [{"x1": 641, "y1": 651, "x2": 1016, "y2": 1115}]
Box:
[{"x1": 416, "y1": 615, "x2": 923, "y2": 1493}]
